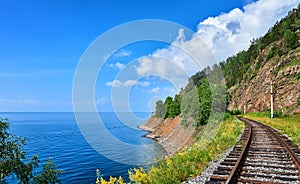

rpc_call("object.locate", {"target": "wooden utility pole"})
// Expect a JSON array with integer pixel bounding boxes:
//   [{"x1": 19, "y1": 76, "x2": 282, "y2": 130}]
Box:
[
  {"x1": 270, "y1": 78, "x2": 274, "y2": 118},
  {"x1": 243, "y1": 96, "x2": 246, "y2": 115}
]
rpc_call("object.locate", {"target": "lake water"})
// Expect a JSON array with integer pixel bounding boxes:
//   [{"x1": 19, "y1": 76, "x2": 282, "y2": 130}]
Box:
[{"x1": 0, "y1": 112, "x2": 162, "y2": 183}]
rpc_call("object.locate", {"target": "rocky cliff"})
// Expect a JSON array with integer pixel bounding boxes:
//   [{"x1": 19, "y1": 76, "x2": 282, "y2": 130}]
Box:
[
  {"x1": 139, "y1": 116, "x2": 195, "y2": 156},
  {"x1": 228, "y1": 44, "x2": 300, "y2": 114}
]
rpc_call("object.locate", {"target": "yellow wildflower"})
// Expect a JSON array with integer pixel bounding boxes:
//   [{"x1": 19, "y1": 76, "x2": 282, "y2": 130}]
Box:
[
  {"x1": 118, "y1": 176, "x2": 124, "y2": 184},
  {"x1": 166, "y1": 158, "x2": 172, "y2": 165},
  {"x1": 178, "y1": 152, "x2": 185, "y2": 156}
]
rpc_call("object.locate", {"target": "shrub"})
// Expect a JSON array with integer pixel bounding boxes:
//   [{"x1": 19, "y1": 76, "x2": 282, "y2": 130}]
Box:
[
  {"x1": 227, "y1": 109, "x2": 242, "y2": 115},
  {"x1": 273, "y1": 110, "x2": 283, "y2": 118},
  {"x1": 0, "y1": 118, "x2": 62, "y2": 183}
]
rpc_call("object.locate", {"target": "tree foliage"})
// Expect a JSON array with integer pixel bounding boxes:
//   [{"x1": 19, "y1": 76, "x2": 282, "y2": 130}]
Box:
[
  {"x1": 180, "y1": 88, "x2": 200, "y2": 127},
  {"x1": 284, "y1": 29, "x2": 299, "y2": 50},
  {"x1": 169, "y1": 95, "x2": 181, "y2": 118},
  {"x1": 157, "y1": 95, "x2": 182, "y2": 119},
  {"x1": 197, "y1": 78, "x2": 211, "y2": 126},
  {"x1": 164, "y1": 96, "x2": 173, "y2": 118},
  {"x1": 0, "y1": 118, "x2": 62, "y2": 183},
  {"x1": 154, "y1": 100, "x2": 166, "y2": 118}
]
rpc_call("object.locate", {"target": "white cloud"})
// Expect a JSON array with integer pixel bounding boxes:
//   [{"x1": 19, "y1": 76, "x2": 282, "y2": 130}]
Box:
[
  {"x1": 115, "y1": 62, "x2": 125, "y2": 69},
  {"x1": 134, "y1": 0, "x2": 298, "y2": 90},
  {"x1": 135, "y1": 29, "x2": 212, "y2": 89},
  {"x1": 108, "y1": 62, "x2": 126, "y2": 69},
  {"x1": 197, "y1": 0, "x2": 299, "y2": 61},
  {"x1": 136, "y1": 54, "x2": 189, "y2": 89},
  {"x1": 106, "y1": 80, "x2": 150, "y2": 87},
  {"x1": 96, "y1": 97, "x2": 107, "y2": 105},
  {"x1": 114, "y1": 49, "x2": 132, "y2": 57},
  {"x1": 0, "y1": 97, "x2": 38, "y2": 105},
  {"x1": 148, "y1": 87, "x2": 160, "y2": 93}
]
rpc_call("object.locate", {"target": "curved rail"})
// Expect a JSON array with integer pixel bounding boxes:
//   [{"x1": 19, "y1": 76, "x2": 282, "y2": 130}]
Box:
[
  {"x1": 225, "y1": 118, "x2": 252, "y2": 184},
  {"x1": 206, "y1": 117, "x2": 300, "y2": 184},
  {"x1": 249, "y1": 118, "x2": 300, "y2": 170}
]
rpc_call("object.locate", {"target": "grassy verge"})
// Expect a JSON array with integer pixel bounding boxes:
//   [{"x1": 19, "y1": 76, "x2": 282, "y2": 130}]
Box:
[
  {"x1": 98, "y1": 116, "x2": 244, "y2": 184},
  {"x1": 243, "y1": 112, "x2": 300, "y2": 147}
]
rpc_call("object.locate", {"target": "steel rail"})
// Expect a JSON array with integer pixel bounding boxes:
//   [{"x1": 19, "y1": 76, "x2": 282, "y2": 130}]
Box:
[
  {"x1": 225, "y1": 117, "x2": 252, "y2": 184},
  {"x1": 207, "y1": 117, "x2": 300, "y2": 184},
  {"x1": 248, "y1": 118, "x2": 300, "y2": 171}
]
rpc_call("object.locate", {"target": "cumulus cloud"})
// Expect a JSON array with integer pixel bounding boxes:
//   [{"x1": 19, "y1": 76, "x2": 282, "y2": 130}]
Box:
[
  {"x1": 136, "y1": 55, "x2": 188, "y2": 89},
  {"x1": 134, "y1": 0, "x2": 298, "y2": 89},
  {"x1": 136, "y1": 29, "x2": 213, "y2": 89},
  {"x1": 197, "y1": 0, "x2": 299, "y2": 61},
  {"x1": 108, "y1": 62, "x2": 126, "y2": 69},
  {"x1": 106, "y1": 80, "x2": 150, "y2": 87}
]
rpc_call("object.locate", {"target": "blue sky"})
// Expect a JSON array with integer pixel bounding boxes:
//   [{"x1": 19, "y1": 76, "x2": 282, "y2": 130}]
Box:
[{"x1": 0, "y1": 0, "x2": 298, "y2": 112}]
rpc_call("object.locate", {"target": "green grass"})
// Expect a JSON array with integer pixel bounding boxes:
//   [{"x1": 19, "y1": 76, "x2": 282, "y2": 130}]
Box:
[
  {"x1": 243, "y1": 112, "x2": 300, "y2": 147},
  {"x1": 126, "y1": 116, "x2": 244, "y2": 184},
  {"x1": 281, "y1": 58, "x2": 300, "y2": 70}
]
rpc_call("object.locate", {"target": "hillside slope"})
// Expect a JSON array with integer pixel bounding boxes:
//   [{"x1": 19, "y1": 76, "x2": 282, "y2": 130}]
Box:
[
  {"x1": 228, "y1": 44, "x2": 300, "y2": 114},
  {"x1": 225, "y1": 6, "x2": 300, "y2": 114}
]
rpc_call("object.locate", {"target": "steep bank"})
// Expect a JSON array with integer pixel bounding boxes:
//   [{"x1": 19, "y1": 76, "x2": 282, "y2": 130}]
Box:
[
  {"x1": 223, "y1": 7, "x2": 300, "y2": 114},
  {"x1": 228, "y1": 44, "x2": 300, "y2": 114},
  {"x1": 139, "y1": 116, "x2": 195, "y2": 156}
]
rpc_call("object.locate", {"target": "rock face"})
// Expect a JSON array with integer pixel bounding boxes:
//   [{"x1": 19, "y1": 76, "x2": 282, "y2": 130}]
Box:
[
  {"x1": 228, "y1": 46, "x2": 300, "y2": 114},
  {"x1": 139, "y1": 116, "x2": 195, "y2": 156},
  {"x1": 138, "y1": 116, "x2": 162, "y2": 132}
]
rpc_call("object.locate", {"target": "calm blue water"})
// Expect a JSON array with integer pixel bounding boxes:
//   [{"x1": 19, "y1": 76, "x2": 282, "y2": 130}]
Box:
[{"x1": 0, "y1": 112, "x2": 162, "y2": 183}]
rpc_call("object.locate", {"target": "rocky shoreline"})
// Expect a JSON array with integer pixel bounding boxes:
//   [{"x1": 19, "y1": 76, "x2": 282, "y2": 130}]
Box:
[{"x1": 139, "y1": 116, "x2": 195, "y2": 156}]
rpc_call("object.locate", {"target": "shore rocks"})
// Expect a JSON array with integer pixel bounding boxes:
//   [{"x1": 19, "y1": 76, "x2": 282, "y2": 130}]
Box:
[{"x1": 139, "y1": 116, "x2": 195, "y2": 156}]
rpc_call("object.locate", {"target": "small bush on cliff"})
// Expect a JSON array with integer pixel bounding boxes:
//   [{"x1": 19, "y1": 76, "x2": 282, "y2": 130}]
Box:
[
  {"x1": 273, "y1": 110, "x2": 282, "y2": 118},
  {"x1": 266, "y1": 46, "x2": 279, "y2": 61},
  {"x1": 283, "y1": 29, "x2": 300, "y2": 50},
  {"x1": 228, "y1": 109, "x2": 242, "y2": 115}
]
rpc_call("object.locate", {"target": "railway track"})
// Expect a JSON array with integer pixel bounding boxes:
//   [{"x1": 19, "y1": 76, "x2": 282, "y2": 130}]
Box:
[{"x1": 205, "y1": 117, "x2": 300, "y2": 184}]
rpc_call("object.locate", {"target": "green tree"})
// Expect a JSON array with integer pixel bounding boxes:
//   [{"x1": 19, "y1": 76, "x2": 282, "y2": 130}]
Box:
[
  {"x1": 169, "y1": 94, "x2": 181, "y2": 118},
  {"x1": 284, "y1": 29, "x2": 299, "y2": 50},
  {"x1": 0, "y1": 118, "x2": 62, "y2": 183},
  {"x1": 154, "y1": 100, "x2": 166, "y2": 118},
  {"x1": 33, "y1": 159, "x2": 62, "y2": 184},
  {"x1": 197, "y1": 78, "x2": 212, "y2": 126},
  {"x1": 164, "y1": 96, "x2": 173, "y2": 118},
  {"x1": 180, "y1": 88, "x2": 200, "y2": 127}
]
